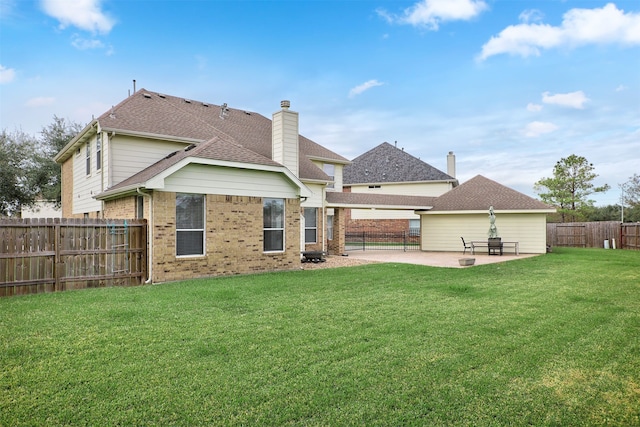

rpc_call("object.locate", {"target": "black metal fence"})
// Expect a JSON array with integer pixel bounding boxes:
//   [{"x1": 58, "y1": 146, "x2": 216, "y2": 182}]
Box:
[{"x1": 345, "y1": 230, "x2": 420, "y2": 251}]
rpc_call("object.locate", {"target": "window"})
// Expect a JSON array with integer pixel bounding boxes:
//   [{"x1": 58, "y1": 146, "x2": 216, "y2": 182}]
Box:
[
  {"x1": 327, "y1": 215, "x2": 334, "y2": 241},
  {"x1": 409, "y1": 219, "x2": 420, "y2": 236},
  {"x1": 323, "y1": 163, "x2": 335, "y2": 189},
  {"x1": 85, "y1": 143, "x2": 91, "y2": 175},
  {"x1": 368, "y1": 185, "x2": 381, "y2": 189},
  {"x1": 304, "y1": 207, "x2": 317, "y2": 244},
  {"x1": 96, "y1": 134, "x2": 102, "y2": 170},
  {"x1": 263, "y1": 198, "x2": 284, "y2": 252},
  {"x1": 176, "y1": 193, "x2": 205, "y2": 256}
]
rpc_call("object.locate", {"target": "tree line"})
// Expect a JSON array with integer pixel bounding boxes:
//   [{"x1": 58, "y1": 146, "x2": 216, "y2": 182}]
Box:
[{"x1": 1, "y1": 118, "x2": 638, "y2": 222}]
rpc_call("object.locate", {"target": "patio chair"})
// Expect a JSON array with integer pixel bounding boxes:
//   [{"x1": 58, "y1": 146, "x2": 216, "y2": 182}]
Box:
[{"x1": 461, "y1": 237, "x2": 473, "y2": 255}]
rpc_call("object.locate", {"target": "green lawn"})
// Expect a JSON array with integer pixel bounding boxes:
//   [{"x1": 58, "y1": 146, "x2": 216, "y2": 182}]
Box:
[{"x1": 1, "y1": 248, "x2": 639, "y2": 426}]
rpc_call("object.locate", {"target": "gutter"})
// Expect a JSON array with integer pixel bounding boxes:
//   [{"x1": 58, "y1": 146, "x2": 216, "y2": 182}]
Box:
[{"x1": 136, "y1": 187, "x2": 153, "y2": 284}]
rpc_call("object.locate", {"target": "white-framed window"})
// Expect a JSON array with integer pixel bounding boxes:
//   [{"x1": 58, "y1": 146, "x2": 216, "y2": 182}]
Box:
[
  {"x1": 85, "y1": 143, "x2": 91, "y2": 176},
  {"x1": 409, "y1": 219, "x2": 420, "y2": 236},
  {"x1": 96, "y1": 134, "x2": 102, "y2": 170},
  {"x1": 263, "y1": 198, "x2": 285, "y2": 252},
  {"x1": 304, "y1": 207, "x2": 317, "y2": 244},
  {"x1": 327, "y1": 215, "x2": 334, "y2": 241},
  {"x1": 323, "y1": 163, "x2": 335, "y2": 189},
  {"x1": 176, "y1": 193, "x2": 205, "y2": 256}
]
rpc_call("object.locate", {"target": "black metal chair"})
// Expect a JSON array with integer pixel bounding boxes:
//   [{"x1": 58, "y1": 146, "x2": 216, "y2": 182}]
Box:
[{"x1": 461, "y1": 237, "x2": 472, "y2": 255}]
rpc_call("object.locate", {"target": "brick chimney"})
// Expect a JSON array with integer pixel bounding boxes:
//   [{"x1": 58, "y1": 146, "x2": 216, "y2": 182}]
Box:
[{"x1": 272, "y1": 100, "x2": 299, "y2": 177}]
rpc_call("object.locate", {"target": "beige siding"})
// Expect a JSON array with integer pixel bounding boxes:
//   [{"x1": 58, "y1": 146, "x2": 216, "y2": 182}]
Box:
[
  {"x1": 352, "y1": 209, "x2": 419, "y2": 220},
  {"x1": 72, "y1": 139, "x2": 103, "y2": 214},
  {"x1": 333, "y1": 164, "x2": 344, "y2": 191},
  {"x1": 420, "y1": 212, "x2": 548, "y2": 254},
  {"x1": 301, "y1": 182, "x2": 325, "y2": 208},
  {"x1": 162, "y1": 164, "x2": 300, "y2": 198},
  {"x1": 349, "y1": 182, "x2": 451, "y2": 220},
  {"x1": 350, "y1": 181, "x2": 452, "y2": 196},
  {"x1": 110, "y1": 136, "x2": 187, "y2": 186},
  {"x1": 272, "y1": 109, "x2": 299, "y2": 177}
]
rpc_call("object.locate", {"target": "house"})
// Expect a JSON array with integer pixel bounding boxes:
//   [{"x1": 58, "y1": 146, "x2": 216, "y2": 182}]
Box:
[
  {"x1": 418, "y1": 175, "x2": 556, "y2": 254},
  {"x1": 342, "y1": 142, "x2": 458, "y2": 234},
  {"x1": 54, "y1": 90, "x2": 350, "y2": 282},
  {"x1": 54, "y1": 89, "x2": 554, "y2": 284}
]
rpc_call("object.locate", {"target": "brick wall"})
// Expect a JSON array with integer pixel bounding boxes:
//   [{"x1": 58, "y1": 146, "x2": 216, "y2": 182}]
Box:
[
  {"x1": 60, "y1": 158, "x2": 74, "y2": 218},
  {"x1": 347, "y1": 218, "x2": 412, "y2": 234},
  {"x1": 103, "y1": 196, "x2": 137, "y2": 218},
  {"x1": 151, "y1": 192, "x2": 301, "y2": 283}
]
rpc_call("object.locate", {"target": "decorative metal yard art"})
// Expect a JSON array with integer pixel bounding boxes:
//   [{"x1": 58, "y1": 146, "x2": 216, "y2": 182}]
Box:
[
  {"x1": 487, "y1": 206, "x2": 503, "y2": 255},
  {"x1": 488, "y1": 206, "x2": 498, "y2": 238}
]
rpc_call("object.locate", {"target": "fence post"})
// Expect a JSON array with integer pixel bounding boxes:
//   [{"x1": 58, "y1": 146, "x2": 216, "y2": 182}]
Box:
[
  {"x1": 362, "y1": 231, "x2": 366, "y2": 251},
  {"x1": 54, "y1": 222, "x2": 61, "y2": 291}
]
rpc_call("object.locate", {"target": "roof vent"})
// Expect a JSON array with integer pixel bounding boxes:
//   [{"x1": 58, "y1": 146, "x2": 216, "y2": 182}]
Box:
[
  {"x1": 164, "y1": 151, "x2": 178, "y2": 159},
  {"x1": 158, "y1": 94, "x2": 166, "y2": 98},
  {"x1": 143, "y1": 93, "x2": 151, "y2": 98},
  {"x1": 184, "y1": 99, "x2": 191, "y2": 104},
  {"x1": 219, "y1": 103, "x2": 229, "y2": 119},
  {"x1": 185, "y1": 144, "x2": 196, "y2": 152},
  {"x1": 281, "y1": 100, "x2": 290, "y2": 110},
  {"x1": 202, "y1": 103, "x2": 209, "y2": 107}
]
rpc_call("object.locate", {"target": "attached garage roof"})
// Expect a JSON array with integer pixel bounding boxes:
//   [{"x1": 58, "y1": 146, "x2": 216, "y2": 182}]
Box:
[{"x1": 429, "y1": 175, "x2": 554, "y2": 212}]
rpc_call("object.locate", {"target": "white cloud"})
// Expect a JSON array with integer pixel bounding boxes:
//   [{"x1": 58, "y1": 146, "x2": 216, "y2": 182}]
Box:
[
  {"x1": 26, "y1": 97, "x2": 55, "y2": 107},
  {"x1": 0, "y1": 64, "x2": 16, "y2": 83},
  {"x1": 542, "y1": 91, "x2": 589, "y2": 109},
  {"x1": 71, "y1": 34, "x2": 104, "y2": 50},
  {"x1": 379, "y1": 0, "x2": 488, "y2": 30},
  {"x1": 527, "y1": 103, "x2": 543, "y2": 112},
  {"x1": 524, "y1": 121, "x2": 558, "y2": 137},
  {"x1": 41, "y1": 0, "x2": 115, "y2": 34},
  {"x1": 615, "y1": 84, "x2": 628, "y2": 92},
  {"x1": 349, "y1": 80, "x2": 384, "y2": 98},
  {"x1": 519, "y1": 9, "x2": 544, "y2": 24},
  {"x1": 478, "y1": 3, "x2": 640, "y2": 60}
]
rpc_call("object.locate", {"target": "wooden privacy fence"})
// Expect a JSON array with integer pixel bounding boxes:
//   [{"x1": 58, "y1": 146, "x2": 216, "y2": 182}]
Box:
[
  {"x1": 0, "y1": 218, "x2": 147, "y2": 297},
  {"x1": 547, "y1": 221, "x2": 640, "y2": 250}
]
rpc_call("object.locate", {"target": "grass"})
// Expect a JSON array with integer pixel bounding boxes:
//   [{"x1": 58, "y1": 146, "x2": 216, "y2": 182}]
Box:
[{"x1": 1, "y1": 247, "x2": 639, "y2": 426}]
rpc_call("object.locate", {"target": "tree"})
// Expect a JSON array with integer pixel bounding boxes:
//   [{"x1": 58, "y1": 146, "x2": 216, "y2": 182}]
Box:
[
  {"x1": 0, "y1": 129, "x2": 40, "y2": 216},
  {"x1": 621, "y1": 173, "x2": 640, "y2": 208},
  {"x1": 0, "y1": 116, "x2": 82, "y2": 216},
  {"x1": 534, "y1": 154, "x2": 610, "y2": 222},
  {"x1": 34, "y1": 116, "x2": 84, "y2": 205}
]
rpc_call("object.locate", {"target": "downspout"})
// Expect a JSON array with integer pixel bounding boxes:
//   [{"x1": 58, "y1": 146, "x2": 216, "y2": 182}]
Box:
[
  {"x1": 137, "y1": 187, "x2": 153, "y2": 284},
  {"x1": 322, "y1": 204, "x2": 326, "y2": 253}
]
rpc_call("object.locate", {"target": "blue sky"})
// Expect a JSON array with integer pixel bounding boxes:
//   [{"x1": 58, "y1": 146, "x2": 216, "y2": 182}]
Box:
[{"x1": 1, "y1": 0, "x2": 639, "y2": 206}]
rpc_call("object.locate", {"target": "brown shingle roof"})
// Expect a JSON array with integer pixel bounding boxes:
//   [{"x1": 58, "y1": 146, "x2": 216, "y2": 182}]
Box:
[
  {"x1": 344, "y1": 142, "x2": 456, "y2": 185},
  {"x1": 91, "y1": 89, "x2": 349, "y2": 182},
  {"x1": 429, "y1": 175, "x2": 553, "y2": 211}
]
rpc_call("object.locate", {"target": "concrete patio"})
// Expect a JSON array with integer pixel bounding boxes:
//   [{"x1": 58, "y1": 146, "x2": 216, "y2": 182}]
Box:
[{"x1": 337, "y1": 250, "x2": 541, "y2": 268}]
